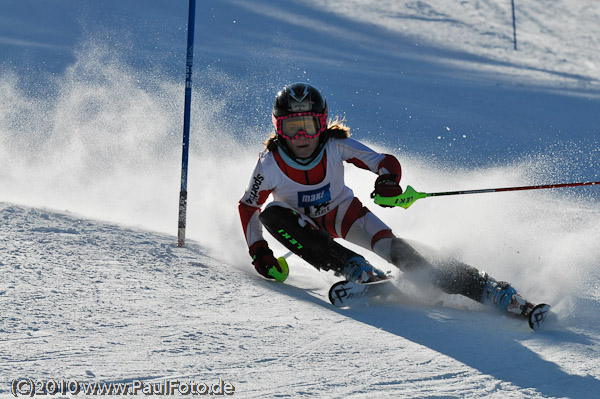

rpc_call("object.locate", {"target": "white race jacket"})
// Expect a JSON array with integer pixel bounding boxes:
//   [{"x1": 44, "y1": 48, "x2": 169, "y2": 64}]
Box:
[{"x1": 240, "y1": 137, "x2": 392, "y2": 247}]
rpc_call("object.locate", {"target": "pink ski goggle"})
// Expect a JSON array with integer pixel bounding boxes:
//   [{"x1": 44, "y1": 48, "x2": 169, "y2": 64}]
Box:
[{"x1": 273, "y1": 112, "x2": 327, "y2": 140}]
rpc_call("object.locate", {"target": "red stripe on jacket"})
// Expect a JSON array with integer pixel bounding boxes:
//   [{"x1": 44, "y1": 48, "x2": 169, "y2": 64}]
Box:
[
  {"x1": 273, "y1": 150, "x2": 328, "y2": 185},
  {"x1": 238, "y1": 188, "x2": 271, "y2": 242}
]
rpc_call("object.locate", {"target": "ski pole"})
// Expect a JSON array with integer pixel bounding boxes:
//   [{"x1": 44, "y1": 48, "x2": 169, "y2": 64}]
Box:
[{"x1": 373, "y1": 181, "x2": 600, "y2": 209}]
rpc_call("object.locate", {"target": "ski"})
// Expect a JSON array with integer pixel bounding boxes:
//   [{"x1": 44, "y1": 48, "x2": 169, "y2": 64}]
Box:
[
  {"x1": 526, "y1": 303, "x2": 551, "y2": 331},
  {"x1": 502, "y1": 293, "x2": 552, "y2": 331},
  {"x1": 328, "y1": 278, "x2": 400, "y2": 307},
  {"x1": 328, "y1": 278, "x2": 551, "y2": 331},
  {"x1": 279, "y1": 256, "x2": 551, "y2": 331}
]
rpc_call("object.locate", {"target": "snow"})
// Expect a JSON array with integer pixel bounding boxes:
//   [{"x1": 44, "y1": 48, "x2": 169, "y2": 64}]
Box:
[{"x1": 1, "y1": 0, "x2": 599, "y2": 397}]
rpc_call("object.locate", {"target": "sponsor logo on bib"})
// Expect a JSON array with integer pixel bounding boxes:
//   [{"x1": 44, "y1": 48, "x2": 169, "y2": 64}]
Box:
[{"x1": 298, "y1": 184, "x2": 331, "y2": 207}]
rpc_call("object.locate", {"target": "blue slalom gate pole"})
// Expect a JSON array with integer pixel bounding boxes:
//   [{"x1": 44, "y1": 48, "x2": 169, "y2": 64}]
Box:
[
  {"x1": 511, "y1": 0, "x2": 518, "y2": 50},
  {"x1": 178, "y1": 0, "x2": 196, "y2": 247}
]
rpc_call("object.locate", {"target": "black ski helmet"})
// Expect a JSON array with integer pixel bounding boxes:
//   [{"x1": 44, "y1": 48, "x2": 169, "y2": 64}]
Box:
[
  {"x1": 272, "y1": 82, "x2": 327, "y2": 118},
  {"x1": 271, "y1": 83, "x2": 329, "y2": 165}
]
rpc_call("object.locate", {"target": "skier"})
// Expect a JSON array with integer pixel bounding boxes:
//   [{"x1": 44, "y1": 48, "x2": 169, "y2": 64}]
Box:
[{"x1": 238, "y1": 82, "x2": 531, "y2": 316}]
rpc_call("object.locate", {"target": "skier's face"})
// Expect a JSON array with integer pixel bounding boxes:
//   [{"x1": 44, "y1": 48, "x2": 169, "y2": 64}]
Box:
[{"x1": 285, "y1": 135, "x2": 320, "y2": 159}]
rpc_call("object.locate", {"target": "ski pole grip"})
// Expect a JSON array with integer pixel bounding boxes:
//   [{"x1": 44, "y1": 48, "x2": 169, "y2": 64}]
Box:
[
  {"x1": 268, "y1": 257, "x2": 290, "y2": 282},
  {"x1": 373, "y1": 185, "x2": 426, "y2": 209}
]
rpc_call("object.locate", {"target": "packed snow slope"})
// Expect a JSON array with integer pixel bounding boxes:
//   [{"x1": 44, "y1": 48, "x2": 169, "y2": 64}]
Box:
[{"x1": 1, "y1": 0, "x2": 599, "y2": 398}]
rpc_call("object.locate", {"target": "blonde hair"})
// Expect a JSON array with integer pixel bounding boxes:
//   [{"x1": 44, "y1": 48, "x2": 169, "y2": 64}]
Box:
[{"x1": 264, "y1": 116, "x2": 351, "y2": 151}]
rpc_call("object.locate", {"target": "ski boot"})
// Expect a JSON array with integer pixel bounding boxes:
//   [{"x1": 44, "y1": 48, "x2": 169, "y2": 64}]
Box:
[
  {"x1": 481, "y1": 279, "x2": 551, "y2": 330},
  {"x1": 481, "y1": 279, "x2": 531, "y2": 316},
  {"x1": 341, "y1": 256, "x2": 387, "y2": 284}
]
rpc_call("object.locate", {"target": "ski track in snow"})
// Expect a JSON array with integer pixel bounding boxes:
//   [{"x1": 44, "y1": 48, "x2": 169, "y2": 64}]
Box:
[{"x1": 1, "y1": 203, "x2": 599, "y2": 398}]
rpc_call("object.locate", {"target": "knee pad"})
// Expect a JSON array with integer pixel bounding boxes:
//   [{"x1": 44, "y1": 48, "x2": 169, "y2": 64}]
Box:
[
  {"x1": 259, "y1": 205, "x2": 359, "y2": 272},
  {"x1": 259, "y1": 205, "x2": 332, "y2": 267}
]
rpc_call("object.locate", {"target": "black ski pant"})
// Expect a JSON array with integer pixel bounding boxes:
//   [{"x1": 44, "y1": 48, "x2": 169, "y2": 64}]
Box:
[
  {"x1": 259, "y1": 204, "x2": 491, "y2": 302},
  {"x1": 258, "y1": 204, "x2": 360, "y2": 274}
]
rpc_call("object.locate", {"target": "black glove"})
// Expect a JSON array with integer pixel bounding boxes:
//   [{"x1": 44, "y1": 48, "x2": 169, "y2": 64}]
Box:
[
  {"x1": 249, "y1": 240, "x2": 281, "y2": 279},
  {"x1": 371, "y1": 174, "x2": 402, "y2": 197},
  {"x1": 371, "y1": 174, "x2": 403, "y2": 207}
]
